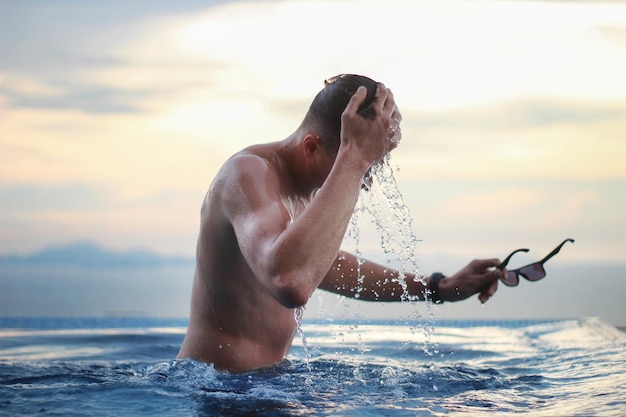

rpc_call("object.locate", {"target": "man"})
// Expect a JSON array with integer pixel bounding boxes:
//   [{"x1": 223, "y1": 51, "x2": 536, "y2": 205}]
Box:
[{"x1": 177, "y1": 74, "x2": 503, "y2": 372}]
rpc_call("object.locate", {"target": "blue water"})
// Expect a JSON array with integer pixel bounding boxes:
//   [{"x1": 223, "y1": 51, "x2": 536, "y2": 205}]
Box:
[{"x1": 1, "y1": 317, "x2": 625, "y2": 416}]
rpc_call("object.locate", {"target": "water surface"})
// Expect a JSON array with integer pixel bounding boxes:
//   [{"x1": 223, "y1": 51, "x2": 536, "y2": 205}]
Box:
[{"x1": 1, "y1": 317, "x2": 624, "y2": 416}]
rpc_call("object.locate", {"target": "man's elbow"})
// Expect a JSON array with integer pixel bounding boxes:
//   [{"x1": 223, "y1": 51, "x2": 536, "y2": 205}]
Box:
[
  {"x1": 275, "y1": 286, "x2": 310, "y2": 309},
  {"x1": 271, "y1": 275, "x2": 311, "y2": 309}
]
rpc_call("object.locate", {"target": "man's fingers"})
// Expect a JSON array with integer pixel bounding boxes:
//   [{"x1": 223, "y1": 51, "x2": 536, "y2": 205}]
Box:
[
  {"x1": 343, "y1": 86, "x2": 368, "y2": 116},
  {"x1": 382, "y1": 88, "x2": 396, "y2": 118},
  {"x1": 345, "y1": 84, "x2": 395, "y2": 123},
  {"x1": 488, "y1": 275, "x2": 499, "y2": 296},
  {"x1": 479, "y1": 280, "x2": 499, "y2": 304},
  {"x1": 479, "y1": 292, "x2": 489, "y2": 304},
  {"x1": 391, "y1": 106, "x2": 402, "y2": 124},
  {"x1": 473, "y1": 258, "x2": 502, "y2": 270},
  {"x1": 479, "y1": 266, "x2": 501, "y2": 304},
  {"x1": 375, "y1": 83, "x2": 389, "y2": 110},
  {"x1": 374, "y1": 83, "x2": 397, "y2": 121},
  {"x1": 478, "y1": 264, "x2": 503, "y2": 304}
]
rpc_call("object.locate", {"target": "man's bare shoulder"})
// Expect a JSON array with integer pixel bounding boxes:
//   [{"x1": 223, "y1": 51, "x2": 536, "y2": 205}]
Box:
[
  {"x1": 217, "y1": 146, "x2": 279, "y2": 183},
  {"x1": 210, "y1": 146, "x2": 283, "y2": 216}
]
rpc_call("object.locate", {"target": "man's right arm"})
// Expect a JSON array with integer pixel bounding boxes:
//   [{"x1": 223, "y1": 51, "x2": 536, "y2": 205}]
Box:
[
  {"x1": 221, "y1": 152, "x2": 363, "y2": 309},
  {"x1": 224, "y1": 86, "x2": 397, "y2": 308}
]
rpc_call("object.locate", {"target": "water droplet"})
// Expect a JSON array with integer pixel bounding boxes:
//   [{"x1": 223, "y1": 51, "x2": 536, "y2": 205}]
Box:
[
  {"x1": 294, "y1": 306, "x2": 312, "y2": 372},
  {"x1": 342, "y1": 154, "x2": 439, "y2": 363}
]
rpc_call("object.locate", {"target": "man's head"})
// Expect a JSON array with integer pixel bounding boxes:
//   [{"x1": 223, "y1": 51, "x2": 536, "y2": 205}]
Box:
[{"x1": 300, "y1": 74, "x2": 379, "y2": 156}]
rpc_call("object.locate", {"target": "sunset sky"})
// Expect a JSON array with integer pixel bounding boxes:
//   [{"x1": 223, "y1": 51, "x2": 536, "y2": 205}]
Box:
[{"x1": 2, "y1": 0, "x2": 625, "y2": 271}]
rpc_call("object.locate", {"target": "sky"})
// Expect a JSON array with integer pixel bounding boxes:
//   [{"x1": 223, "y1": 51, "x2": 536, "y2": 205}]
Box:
[{"x1": 1, "y1": 1, "x2": 626, "y2": 321}]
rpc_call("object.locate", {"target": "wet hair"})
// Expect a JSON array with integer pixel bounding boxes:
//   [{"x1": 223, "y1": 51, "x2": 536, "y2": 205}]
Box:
[{"x1": 300, "y1": 74, "x2": 379, "y2": 155}]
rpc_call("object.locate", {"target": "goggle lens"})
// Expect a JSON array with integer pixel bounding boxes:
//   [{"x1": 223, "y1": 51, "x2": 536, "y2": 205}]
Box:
[
  {"x1": 502, "y1": 271, "x2": 520, "y2": 287},
  {"x1": 519, "y1": 263, "x2": 546, "y2": 281}
]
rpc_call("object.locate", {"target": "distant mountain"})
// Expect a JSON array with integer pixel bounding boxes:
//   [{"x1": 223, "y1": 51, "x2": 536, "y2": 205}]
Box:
[{"x1": 0, "y1": 241, "x2": 193, "y2": 266}]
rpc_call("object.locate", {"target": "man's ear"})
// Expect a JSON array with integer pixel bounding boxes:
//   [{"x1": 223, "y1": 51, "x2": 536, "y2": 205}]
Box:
[{"x1": 303, "y1": 133, "x2": 321, "y2": 157}]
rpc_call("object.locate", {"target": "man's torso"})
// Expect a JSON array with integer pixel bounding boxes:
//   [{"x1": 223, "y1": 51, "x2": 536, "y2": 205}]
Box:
[{"x1": 178, "y1": 144, "x2": 309, "y2": 372}]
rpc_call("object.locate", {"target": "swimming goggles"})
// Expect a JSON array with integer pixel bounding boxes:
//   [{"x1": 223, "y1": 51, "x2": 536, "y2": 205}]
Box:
[{"x1": 497, "y1": 239, "x2": 575, "y2": 287}]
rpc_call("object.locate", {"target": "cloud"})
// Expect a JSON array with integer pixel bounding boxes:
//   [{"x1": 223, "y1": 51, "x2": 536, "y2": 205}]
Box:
[
  {"x1": 0, "y1": 183, "x2": 111, "y2": 212},
  {"x1": 409, "y1": 99, "x2": 626, "y2": 130},
  {"x1": 0, "y1": 182, "x2": 199, "y2": 213},
  {"x1": 395, "y1": 177, "x2": 626, "y2": 263},
  {"x1": 1, "y1": 1, "x2": 227, "y2": 115},
  {"x1": 441, "y1": 188, "x2": 543, "y2": 218},
  {"x1": 1, "y1": 0, "x2": 625, "y2": 261},
  {"x1": 3, "y1": 75, "x2": 147, "y2": 114},
  {"x1": 4, "y1": 0, "x2": 626, "y2": 118},
  {"x1": 391, "y1": 103, "x2": 626, "y2": 183},
  {"x1": 0, "y1": 182, "x2": 203, "y2": 255}
]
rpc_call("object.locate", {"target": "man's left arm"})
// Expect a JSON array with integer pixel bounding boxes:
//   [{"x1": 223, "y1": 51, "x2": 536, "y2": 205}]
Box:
[
  {"x1": 318, "y1": 252, "x2": 503, "y2": 304},
  {"x1": 319, "y1": 251, "x2": 427, "y2": 301}
]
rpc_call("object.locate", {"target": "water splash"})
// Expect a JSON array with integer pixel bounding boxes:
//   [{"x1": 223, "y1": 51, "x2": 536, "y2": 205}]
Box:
[
  {"x1": 347, "y1": 154, "x2": 437, "y2": 354},
  {"x1": 294, "y1": 306, "x2": 312, "y2": 372}
]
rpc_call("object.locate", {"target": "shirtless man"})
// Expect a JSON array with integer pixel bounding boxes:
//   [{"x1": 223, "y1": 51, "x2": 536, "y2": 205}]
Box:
[{"x1": 177, "y1": 74, "x2": 503, "y2": 372}]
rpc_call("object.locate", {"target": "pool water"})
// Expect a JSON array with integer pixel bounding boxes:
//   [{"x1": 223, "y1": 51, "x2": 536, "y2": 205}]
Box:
[{"x1": 1, "y1": 317, "x2": 625, "y2": 416}]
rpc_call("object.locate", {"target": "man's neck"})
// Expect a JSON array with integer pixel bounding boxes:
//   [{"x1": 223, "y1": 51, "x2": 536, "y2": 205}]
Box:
[{"x1": 275, "y1": 135, "x2": 318, "y2": 197}]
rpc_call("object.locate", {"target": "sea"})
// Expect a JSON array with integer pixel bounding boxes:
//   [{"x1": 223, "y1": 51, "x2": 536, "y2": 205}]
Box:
[
  {"x1": 1, "y1": 316, "x2": 625, "y2": 416},
  {"x1": 2, "y1": 160, "x2": 625, "y2": 416}
]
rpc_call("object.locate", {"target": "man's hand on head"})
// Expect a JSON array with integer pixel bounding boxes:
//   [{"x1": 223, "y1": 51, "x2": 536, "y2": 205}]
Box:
[{"x1": 339, "y1": 84, "x2": 399, "y2": 173}]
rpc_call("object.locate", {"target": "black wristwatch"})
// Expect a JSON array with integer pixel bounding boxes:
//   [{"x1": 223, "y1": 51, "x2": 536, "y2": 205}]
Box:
[{"x1": 428, "y1": 272, "x2": 445, "y2": 304}]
